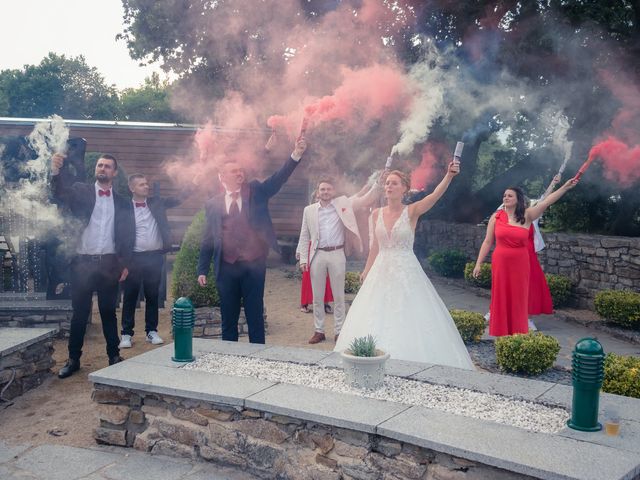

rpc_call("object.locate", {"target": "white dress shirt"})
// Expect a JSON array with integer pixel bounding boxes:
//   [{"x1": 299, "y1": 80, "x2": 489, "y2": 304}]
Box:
[
  {"x1": 77, "y1": 183, "x2": 116, "y2": 255},
  {"x1": 224, "y1": 190, "x2": 242, "y2": 214},
  {"x1": 317, "y1": 202, "x2": 344, "y2": 248},
  {"x1": 133, "y1": 200, "x2": 163, "y2": 252}
]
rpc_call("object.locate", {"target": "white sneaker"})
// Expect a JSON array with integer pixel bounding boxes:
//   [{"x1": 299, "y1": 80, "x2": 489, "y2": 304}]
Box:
[
  {"x1": 528, "y1": 319, "x2": 538, "y2": 331},
  {"x1": 119, "y1": 335, "x2": 132, "y2": 348},
  {"x1": 146, "y1": 331, "x2": 164, "y2": 345}
]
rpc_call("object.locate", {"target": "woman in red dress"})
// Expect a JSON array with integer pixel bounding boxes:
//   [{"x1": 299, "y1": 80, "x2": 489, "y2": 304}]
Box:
[
  {"x1": 527, "y1": 223, "x2": 553, "y2": 315},
  {"x1": 473, "y1": 179, "x2": 578, "y2": 336}
]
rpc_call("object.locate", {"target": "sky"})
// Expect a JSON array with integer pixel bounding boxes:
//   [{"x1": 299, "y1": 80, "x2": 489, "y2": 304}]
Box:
[{"x1": 0, "y1": 0, "x2": 163, "y2": 90}]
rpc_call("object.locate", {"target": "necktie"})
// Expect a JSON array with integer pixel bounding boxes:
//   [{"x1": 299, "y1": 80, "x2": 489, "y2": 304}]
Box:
[
  {"x1": 135, "y1": 202, "x2": 146, "y2": 208},
  {"x1": 229, "y1": 192, "x2": 240, "y2": 216},
  {"x1": 98, "y1": 189, "x2": 111, "y2": 197}
]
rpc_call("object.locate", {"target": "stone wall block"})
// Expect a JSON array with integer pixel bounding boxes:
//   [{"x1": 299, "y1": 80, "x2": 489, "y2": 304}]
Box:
[
  {"x1": 92, "y1": 387, "x2": 131, "y2": 404},
  {"x1": 141, "y1": 404, "x2": 169, "y2": 418},
  {"x1": 172, "y1": 407, "x2": 209, "y2": 426},
  {"x1": 133, "y1": 428, "x2": 161, "y2": 452},
  {"x1": 208, "y1": 420, "x2": 244, "y2": 450},
  {"x1": 367, "y1": 451, "x2": 427, "y2": 479},
  {"x1": 129, "y1": 409, "x2": 145, "y2": 424},
  {"x1": 315, "y1": 454, "x2": 338, "y2": 470},
  {"x1": 334, "y1": 428, "x2": 370, "y2": 448},
  {"x1": 334, "y1": 440, "x2": 368, "y2": 460},
  {"x1": 374, "y1": 438, "x2": 402, "y2": 457},
  {"x1": 154, "y1": 417, "x2": 208, "y2": 447},
  {"x1": 94, "y1": 427, "x2": 127, "y2": 446},
  {"x1": 233, "y1": 418, "x2": 290, "y2": 444},
  {"x1": 150, "y1": 439, "x2": 195, "y2": 459},
  {"x1": 97, "y1": 404, "x2": 130, "y2": 425},
  {"x1": 310, "y1": 432, "x2": 335, "y2": 454},
  {"x1": 195, "y1": 406, "x2": 235, "y2": 422},
  {"x1": 200, "y1": 444, "x2": 249, "y2": 469}
]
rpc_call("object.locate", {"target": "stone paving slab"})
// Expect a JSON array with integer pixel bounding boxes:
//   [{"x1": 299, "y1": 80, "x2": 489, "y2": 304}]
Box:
[
  {"x1": 537, "y1": 384, "x2": 640, "y2": 422},
  {"x1": 249, "y1": 345, "x2": 333, "y2": 364},
  {"x1": 12, "y1": 444, "x2": 122, "y2": 480},
  {"x1": 245, "y1": 382, "x2": 410, "y2": 433},
  {"x1": 192, "y1": 339, "x2": 270, "y2": 356},
  {"x1": 410, "y1": 364, "x2": 557, "y2": 402},
  {"x1": 557, "y1": 418, "x2": 640, "y2": 455},
  {"x1": 377, "y1": 405, "x2": 640, "y2": 480},
  {"x1": 0, "y1": 442, "x2": 30, "y2": 464},
  {"x1": 0, "y1": 328, "x2": 57, "y2": 357},
  {"x1": 89, "y1": 361, "x2": 275, "y2": 407}
]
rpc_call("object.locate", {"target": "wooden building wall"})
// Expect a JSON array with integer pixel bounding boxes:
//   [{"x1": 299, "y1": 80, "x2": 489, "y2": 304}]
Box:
[{"x1": 0, "y1": 119, "x2": 308, "y2": 248}]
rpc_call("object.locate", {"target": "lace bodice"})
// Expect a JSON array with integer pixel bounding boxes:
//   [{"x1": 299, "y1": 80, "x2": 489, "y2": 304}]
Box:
[{"x1": 373, "y1": 206, "x2": 414, "y2": 252}]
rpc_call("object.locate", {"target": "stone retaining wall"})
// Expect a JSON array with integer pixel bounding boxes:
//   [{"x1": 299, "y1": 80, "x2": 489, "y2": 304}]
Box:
[
  {"x1": 92, "y1": 384, "x2": 532, "y2": 480},
  {"x1": 0, "y1": 337, "x2": 55, "y2": 400},
  {"x1": 187, "y1": 307, "x2": 268, "y2": 338},
  {"x1": 416, "y1": 220, "x2": 640, "y2": 308},
  {"x1": 0, "y1": 312, "x2": 70, "y2": 336}
]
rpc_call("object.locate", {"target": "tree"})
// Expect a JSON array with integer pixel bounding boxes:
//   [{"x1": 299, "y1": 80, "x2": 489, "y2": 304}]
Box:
[
  {"x1": 0, "y1": 53, "x2": 119, "y2": 119},
  {"x1": 119, "y1": 72, "x2": 184, "y2": 123}
]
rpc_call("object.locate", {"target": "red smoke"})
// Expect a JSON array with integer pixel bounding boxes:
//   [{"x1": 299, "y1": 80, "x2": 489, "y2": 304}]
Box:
[
  {"x1": 585, "y1": 137, "x2": 640, "y2": 187},
  {"x1": 410, "y1": 142, "x2": 449, "y2": 190},
  {"x1": 584, "y1": 70, "x2": 640, "y2": 186}
]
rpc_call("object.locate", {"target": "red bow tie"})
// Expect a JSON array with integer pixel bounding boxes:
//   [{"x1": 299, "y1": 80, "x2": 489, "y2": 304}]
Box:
[
  {"x1": 98, "y1": 189, "x2": 111, "y2": 197},
  {"x1": 135, "y1": 202, "x2": 146, "y2": 208}
]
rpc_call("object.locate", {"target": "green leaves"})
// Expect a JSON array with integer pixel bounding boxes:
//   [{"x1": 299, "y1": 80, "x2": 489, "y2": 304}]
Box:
[
  {"x1": 496, "y1": 332, "x2": 560, "y2": 375},
  {"x1": 595, "y1": 290, "x2": 640, "y2": 329},
  {"x1": 449, "y1": 309, "x2": 485, "y2": 343},
  {"x1": 347, "y1": 334, "x2": 378, "y2": 357}
]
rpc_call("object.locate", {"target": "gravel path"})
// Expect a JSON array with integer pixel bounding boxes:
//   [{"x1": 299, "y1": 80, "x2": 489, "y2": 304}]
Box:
[{"x1": 185, "y1": 353, "x2": 570, "y2": 434}]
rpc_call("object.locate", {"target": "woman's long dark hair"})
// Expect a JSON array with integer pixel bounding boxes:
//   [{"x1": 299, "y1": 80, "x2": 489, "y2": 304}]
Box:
[{"x1": 505, "y1": 186, "x2": 527, "y2": 224}]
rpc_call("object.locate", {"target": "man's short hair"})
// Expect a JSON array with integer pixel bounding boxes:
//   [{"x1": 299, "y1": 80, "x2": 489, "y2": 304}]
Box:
[
  {"x1": 128, "y1": 173, "x2": 146, "y2": 186},
  {"x1": 317, "y1": 177, "x2": 335, "y2": 187},
  {"x1": 99, "y1": 154, "x2": 118, "y2": 170}
]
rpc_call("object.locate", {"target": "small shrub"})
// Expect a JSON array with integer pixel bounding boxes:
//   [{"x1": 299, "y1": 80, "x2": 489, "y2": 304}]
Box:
[
  {"x1": 428, "y1": 249, "x2": 468, "y2": 278},
  {"x1": 171, "y1": 210, "x2": 220, "y2": 308},
  {"x1": 594, "y1": 290, "x2": 640, "y2": 330},
  {"x1": 464, "y1": 262, "x2": 491, "y2": 288},
  {"x1": 545, "y1": 273, "x2": 573, "y2": 308},
  {"x1": 344, "y1": 271, "x2": 362, "y2": 294},
  {"x1": 449, "y1": 309, "x2": 485, "y2": 343},
  {"x1": 495, "y1": 332, "x2": 560, "y2": 375},
  {"x1": 603, "y1": 353, "x2": 640, "y2": 399},
  {"x1": 348, "y1": 335, "x2": 378, "y2": 357}
]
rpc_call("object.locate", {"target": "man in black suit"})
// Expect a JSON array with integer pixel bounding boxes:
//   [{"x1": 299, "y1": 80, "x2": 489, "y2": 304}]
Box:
[
  {"x1": 51, "y1": 153, "x2": 134, "y2": 378},
  {"x1": 197, "y1": 137, "x2": 307, "y2": 343},
  {"x1": 119, "y1": 174, "x2": 185, "y2": 348}
]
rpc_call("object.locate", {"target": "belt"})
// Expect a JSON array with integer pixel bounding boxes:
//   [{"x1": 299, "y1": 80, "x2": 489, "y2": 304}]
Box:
[
  {"x1": 317, "y1": 245, "x2": 344, "y2": 252},
  {"x1": 77, "y1": 254, "x2": 116, "y2": 262}
]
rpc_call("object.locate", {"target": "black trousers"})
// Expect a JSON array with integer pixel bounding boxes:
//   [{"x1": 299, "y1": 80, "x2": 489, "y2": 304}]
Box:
[
  {"x1": 68, "y1": 255, "x2": 121, "y2": 361},
  {"x1": 216, "y1": 258, "x2": 266, "y2": 344},
  {"x1": 121, "y1": 251, "x2": 163, "y2": 337}
]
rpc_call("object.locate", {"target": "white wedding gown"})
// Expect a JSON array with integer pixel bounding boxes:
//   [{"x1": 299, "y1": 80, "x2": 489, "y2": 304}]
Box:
[{"x1": 334, "y1": 207, "x2": 475, "y2": 370}]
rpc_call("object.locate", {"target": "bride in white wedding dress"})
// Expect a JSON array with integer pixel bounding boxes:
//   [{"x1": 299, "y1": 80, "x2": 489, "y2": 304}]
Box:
[{"x1": 334, "y1": 164, "x2": 475, "y2": 370}]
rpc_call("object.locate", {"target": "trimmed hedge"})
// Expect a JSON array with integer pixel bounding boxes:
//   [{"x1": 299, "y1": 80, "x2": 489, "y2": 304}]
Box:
[
  {"x1": 464, "y1": 262, "x2": 491, "y2": 288},
  {"x1": 545, "y1": 273, "x2": 573, "y2": 308},
  {"x1": 603, "y1": 353, "x2": 640, "y2": 399},
  {"x1": 495, "y1": 332, "x2": 560, "y2": 375},
  {"x1": 428, "y1": 249, "x2": 468, "y2": 278},
  {"x1": 171, "y1": 210, "x2": 220, "y2": 307},
  {"x1": 449, "y1": 309, "x2": 485, "y2": 343},
  {"x1": 345, "y1": 271, "x2": 362, "y2": 294},
  {"x1": 594, "y1": 290, "x2": 640, "y2": 330}
]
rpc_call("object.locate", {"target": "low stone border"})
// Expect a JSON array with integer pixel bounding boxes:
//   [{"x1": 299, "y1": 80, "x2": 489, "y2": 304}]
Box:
[
  {"x1": 0, "y1": 328, "x2": 57, "y2": 401},
  {"x1": 556, "y1": 310, "x2": 640, "y2": 346},
  {"x1": 188, "y1": 307, "x2": 268, "y2": 338},
  {"x1": 89, "y1": 340, "x2": 640, "y2": 480},
  {"x1": 0, "y1": 297, "x2": 71, "y2": 337}
]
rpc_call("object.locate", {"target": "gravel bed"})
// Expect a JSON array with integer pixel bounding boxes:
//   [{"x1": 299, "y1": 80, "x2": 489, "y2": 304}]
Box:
[
  {"x1": 468, "y1": 340, "x2": 572, "y2": 385},
  {"x1": 185, "y1": 353, "x2": 569, "y2": 434}
]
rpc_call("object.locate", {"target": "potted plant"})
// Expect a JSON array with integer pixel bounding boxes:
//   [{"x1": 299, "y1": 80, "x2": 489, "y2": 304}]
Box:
[{"x1": 340, "y1": 335, "x2": 390, "y2": 390}]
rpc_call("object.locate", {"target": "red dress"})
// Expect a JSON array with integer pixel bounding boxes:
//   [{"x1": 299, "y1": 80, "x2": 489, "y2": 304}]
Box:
[
  {"x1": 300, "y1": 243, "x2": 333, "y2": 306},
  {"x1": 489, "y1": 210, "x2": 530, "y2": 336},
  {"x1": 527, "y1": 225, "x2": 553, "y2": 315}
]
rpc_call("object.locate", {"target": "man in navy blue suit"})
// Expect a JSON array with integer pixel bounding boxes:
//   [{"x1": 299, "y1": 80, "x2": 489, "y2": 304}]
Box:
[{"x1": 197, "y1": 136, "x2": 307, "y2": 343}]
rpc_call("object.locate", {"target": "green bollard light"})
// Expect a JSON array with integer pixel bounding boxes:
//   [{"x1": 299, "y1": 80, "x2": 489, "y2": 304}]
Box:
[
  {"x1": 567, "y1": 337, "x2": 605, "y2": 432},
  {"x1": 172, "y1": 297, "x2": 195, "y2": 362}
]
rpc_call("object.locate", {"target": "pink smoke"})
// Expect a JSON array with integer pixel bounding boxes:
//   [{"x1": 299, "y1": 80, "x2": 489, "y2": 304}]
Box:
[
  {"x1": 410, "y1": 142, "x2": 449, "y2": 190},
  {"x1": 583, "y1": 137, "x2": 640, "y2": 187}
]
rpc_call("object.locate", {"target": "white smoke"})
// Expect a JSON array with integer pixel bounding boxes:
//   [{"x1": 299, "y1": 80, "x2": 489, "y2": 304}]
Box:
[
  {"x1": 551, "y1": 113, "x2": 573, "y2": 174},
  {"x1": 390, "y1": 44, "x2": 447, "y2": 157},
  {"x1": 0, "y1": 116, "x2": 70, "y2": 230}
]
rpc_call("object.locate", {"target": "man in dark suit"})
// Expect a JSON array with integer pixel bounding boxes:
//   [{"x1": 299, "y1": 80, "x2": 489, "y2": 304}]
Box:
[
  {"x1": 119, "y1": 173, "x2": 185, "y2": 348},
  {"x1": 51, "y1": 153, "x2": 134, "y2": 378},
  {"x1": 197, "y1": 137, "x2": 307, "y2": 343}
]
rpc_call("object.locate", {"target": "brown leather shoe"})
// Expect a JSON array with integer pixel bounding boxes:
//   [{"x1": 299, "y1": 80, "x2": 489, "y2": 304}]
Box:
[{"x1": 308, "y1": 332, "x2": 326, "y2": 344}]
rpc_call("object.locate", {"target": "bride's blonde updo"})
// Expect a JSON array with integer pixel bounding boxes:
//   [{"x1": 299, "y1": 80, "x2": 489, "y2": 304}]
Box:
[{"x1": 386, "y1": 170, "x2": 411, "y2": 192}]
